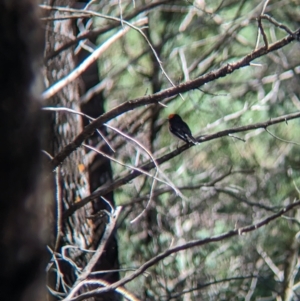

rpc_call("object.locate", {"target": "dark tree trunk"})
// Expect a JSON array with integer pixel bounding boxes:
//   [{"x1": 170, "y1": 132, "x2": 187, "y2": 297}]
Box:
[{"x1": 0, "y1": 1, "x2": 48, "y2": 300}]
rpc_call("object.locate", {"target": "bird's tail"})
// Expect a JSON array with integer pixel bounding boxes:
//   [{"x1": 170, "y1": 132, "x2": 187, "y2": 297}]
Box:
[{"x1": 188, "y1": 135, "x2": 198, "y2": 144}]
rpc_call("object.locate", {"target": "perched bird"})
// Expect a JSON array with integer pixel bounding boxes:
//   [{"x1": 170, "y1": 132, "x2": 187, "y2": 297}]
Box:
[{"x1": 168, "y1": 114, "x2": 198, "y2": 144}]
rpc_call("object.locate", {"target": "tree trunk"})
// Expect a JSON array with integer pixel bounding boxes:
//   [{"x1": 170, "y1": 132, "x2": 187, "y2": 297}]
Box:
[
  {"x1": 43, "y1": 1, "x2": 120, "y2": 300},
  {"x1": 0, "y1": 1, "x2": 48, "y2": 300}
]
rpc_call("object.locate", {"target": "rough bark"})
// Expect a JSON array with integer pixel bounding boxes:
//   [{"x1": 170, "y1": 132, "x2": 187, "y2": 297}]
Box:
[
  {"x1": 43, "y1": 0, "x2": 92, "y2": 295},
  {"x1": 44, "y1": 1, "x2": 120, "y2": 300},
  {"x1": 76, "y1": 2, "x2": 120, "y2": 298}
]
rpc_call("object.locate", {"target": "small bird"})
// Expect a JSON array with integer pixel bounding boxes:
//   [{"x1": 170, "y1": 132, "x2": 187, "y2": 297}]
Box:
[{"x1": 168, "y1": 114, "x2": 198, "y2": 144}]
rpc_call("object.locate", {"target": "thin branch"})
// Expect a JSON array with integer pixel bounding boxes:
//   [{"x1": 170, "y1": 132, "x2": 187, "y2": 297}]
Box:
[
  {"x1": 245, "y1": 276, "x2": 258, "y2": 301},
  {"x1": 165, "y1": 275, "x2": 258, "y2": 300},
  {"x1": 130, "y1": 170, "x2": 158, "y2": 224},
  {"x1": 260, "y1": 14, "x2": 295, "y2": 36},
  {"x1": 49, "y1": 32, "x2": 299, "y2": 170},
  {"x1": 255, "y1": 0, "x2": 269, "y2": 50},
  {"x1": 118, "y1": 0, "x2": 124, "y2": 27},
  {"x1": 257, "y1": 17, "x2": 268, "y2": 49},
  {"x1": 43, "y1": 107, "x2": 115, "y2": 152},
  {"x1": 61, "y1": 246, "x2": 83, "y2": 275},
  {"x1": 42, "y1": 107, "x2": 94, "y2": 121},
  {"x1": 41, "y1": 14, "x2": 90, "y2": 21},
  {"x1": 265, "y1": 128, "x2": 300, "y2": 146},
  {"x1": 105, "y1": 123, "x2": 184, "y2": 198},
  {"x1": 63, "y1": 200, "x2": 300, "y2": 301},
  {"x1": 65, "y1": 279, "x2": 140, "y2": 301},
  {"x1": 215, "y1": 187, "x2": 280, "y2": 212},
  {"x1": 120, "y1": 169, "x2": 253, "y2": 207},
  {"x1": 47, "y1": 247, "x2": 71, "y2": 293},
  {"x1": 83, "y1": 144, "x2": 172, "y2": 188},
  {"x1": 204, "y1": 102, "x2": 249, "y2": 131},
  {"x1": 197, "y1": 111, "x2": 300, "y2": 144},
  {"x1": 54, "y1": 166, "x2": 62, "y2": 251},
  {"x1": 257, "y1": 245, "x2": 283, "y2": 281},
  {"x1": 65, "y1": 206, "x2": 122, "y2": 300}
]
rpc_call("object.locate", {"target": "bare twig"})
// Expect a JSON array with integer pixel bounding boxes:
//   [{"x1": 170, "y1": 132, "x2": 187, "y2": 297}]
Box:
[
  {"x1": 167, "y1": 275, "x2": 258, "y2": 300},
  {"x1": 42, "y1": 107, "x2": 94, "y2": 121},
  {"x1": 255, "y1": 0, "x2": 269, "y2": 50},
  {"x1": 257, "y1": 245, "x2": 283, "y2": 281},
  {"x1": 82, "y1": 144, "x2": 172, "y2": 188},
  {"x1": 265, "y1": 128, "x2": 300, "y2": 146},
  {"x1": 42, "y1": 1, "x2": 170, "y2": 60},
  {"x1": 257, "y1": 17, "x2": 268, "y2": 49},
  {"x1": 54, "y1": 166, "x2": 62, "y2": 251},
  {"x1": 64, "y1": 206, "x2": 122, "y2": 300},
  {"x1": 130, "y1": 170, "x2": 158, "y2": 223},
  {"x1": 41, "y1": 14, "x2": 90, "y2": 21},
  {"x1": 65, "y1": 279, "x2": 140, "y2": 301},
  {"x1": 260, "y1": 14, "x2": 294, "y2": 36},
  {"x1": 47, "y1": 247, "x2": 71, "y2": 293},
  {"x1": 204, "y1": 102, "x2": 249, "y2": 131},
  {"x1": 215, "y1": 187, "x2": 280, "y2": 212}
]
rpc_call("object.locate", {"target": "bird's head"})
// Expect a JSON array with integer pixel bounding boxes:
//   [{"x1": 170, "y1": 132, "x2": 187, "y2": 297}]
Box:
[{"x1": 168, "y1": 114, "x2": 181, "y2": 121}]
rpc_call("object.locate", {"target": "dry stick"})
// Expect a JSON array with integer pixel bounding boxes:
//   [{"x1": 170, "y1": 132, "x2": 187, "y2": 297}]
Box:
[
  {"x1": 82, "y1": 144, "x2": 173, "y2": 188},
  {"x1": 130, "y1": 170, "x2": 158, "y2": 224},
  {"x1": 215, "y1": 187, "x2": 279, "y2": 212},
  {"x1": 255, "y1": 0, "x2": 270, "y2": 50},
  {"x1": 41, "y1": 14, "x2": 89, "y2": 21},
  {"x1": 42, "y1": 0, "x2": 170, "y2": 60},
  {"x1": 66, "y1": 279, "x2": 141, "y2": 301},
  {"x1": 265, "y1": 128, "x2": 300, "y2": 146},
  {"x1": 260, "y1": 14, "x2": 295, "y2": 36},
  {"x1": 42, "y1": 107, "x2": 94, "y2": 121},
  {"x1": 64, "y1": 200, "x2": 300, "y2": 301},
  {"x1": 64, "y1": 206, "x2": 122, "y2": 300},
  {"x1": 63, "y1": 110, "x2": 300, "y2": 220},
  {"x1": 50, "y1": 31, "x2": 299, "y2": 170},
  {"x1": 54, "y1": 166, "x2": 62, "y2": 252},
  {"x1": 257, "y1": 16, "x2": 268, "y2": 49}
]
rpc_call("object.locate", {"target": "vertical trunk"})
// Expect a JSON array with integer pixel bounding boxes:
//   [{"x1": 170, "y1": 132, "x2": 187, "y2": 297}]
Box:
[
  {"x1": 0, "y1": 1, "x2": 48, "y2": 300},
  {"x1": 43, "y1": 0, "x2": 93, "y2": 292},
  {"x1": 44, "y1": 1, "x2": 120, "y2": 300},
  {"x1": 76, "y1": 2, "x2": 120, "y2": 298}
]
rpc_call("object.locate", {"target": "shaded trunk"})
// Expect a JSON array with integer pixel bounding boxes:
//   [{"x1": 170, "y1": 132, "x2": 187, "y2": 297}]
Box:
[{"x1": 0, "y1": 1, "x2": 48, "y2": 300}]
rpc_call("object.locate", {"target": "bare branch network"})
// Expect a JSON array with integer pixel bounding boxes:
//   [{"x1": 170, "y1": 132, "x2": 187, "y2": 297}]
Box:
[
  {"x1": 62, "y1": 200, "x2": 300, "y2": 301},
  {"x1": 42, "y1": 2, "x2": 300, "y2": 301},
  {"x1": 45, "y1": 20, "x2": 300, "y2": 170}
]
